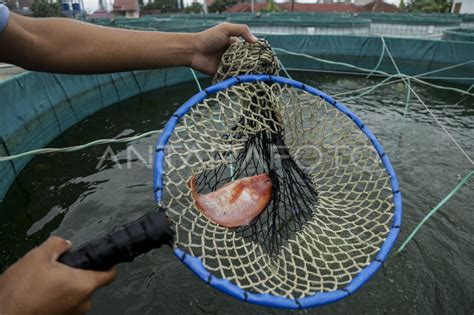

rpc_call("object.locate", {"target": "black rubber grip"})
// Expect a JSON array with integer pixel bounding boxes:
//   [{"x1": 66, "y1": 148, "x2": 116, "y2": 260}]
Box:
[{"x1": 58, "y1": 210, "x2": 174, "y2": 271}]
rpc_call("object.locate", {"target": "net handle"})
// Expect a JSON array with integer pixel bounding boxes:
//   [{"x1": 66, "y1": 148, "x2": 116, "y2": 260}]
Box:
[{"x1": 58, "y1": 210, "x2": 174, "y2": 271}]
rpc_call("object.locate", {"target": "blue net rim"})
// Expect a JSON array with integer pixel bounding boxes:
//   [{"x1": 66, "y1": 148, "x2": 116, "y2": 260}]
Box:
[{"x1": 153, "y1": 74, "x2": 402, "y2": 309}]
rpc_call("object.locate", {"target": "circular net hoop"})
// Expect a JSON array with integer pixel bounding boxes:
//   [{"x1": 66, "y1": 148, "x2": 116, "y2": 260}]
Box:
[{"x1": 153, "y1": 42, "x2": 401, "y2": 309}]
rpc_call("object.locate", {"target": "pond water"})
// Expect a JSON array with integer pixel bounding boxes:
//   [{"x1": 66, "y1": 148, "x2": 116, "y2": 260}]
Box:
[{"x1": 0, "y1": 72, "x2": 472, "y2": 314}]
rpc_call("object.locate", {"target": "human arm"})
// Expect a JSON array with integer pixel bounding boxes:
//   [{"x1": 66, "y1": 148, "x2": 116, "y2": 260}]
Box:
[
  {"x1": 0, "y1": 12, "x2": 257, "y2": 75},
  {"x1": 0, "y1": 237, "x2": 116, "y2": 315}
]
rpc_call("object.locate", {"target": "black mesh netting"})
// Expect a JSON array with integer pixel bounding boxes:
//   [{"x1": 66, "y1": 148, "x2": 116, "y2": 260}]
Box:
[
  {"x1": 195, "y1": 130, "x2": 318, "y2": 254},
  {"x1": 191, "y1": 40, "x2": 318, "y2": 254}
]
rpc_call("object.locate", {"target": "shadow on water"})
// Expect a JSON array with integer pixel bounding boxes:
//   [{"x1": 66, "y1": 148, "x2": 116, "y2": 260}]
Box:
[{"x1": 0, "y1": 73, "x2": 473, "y2": 314}]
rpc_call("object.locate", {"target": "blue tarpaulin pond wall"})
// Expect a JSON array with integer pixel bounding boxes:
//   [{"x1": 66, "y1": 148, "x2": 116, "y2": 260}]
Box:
[{"x1": 1, "y1": 35, "x2": 473, "y2": 201}]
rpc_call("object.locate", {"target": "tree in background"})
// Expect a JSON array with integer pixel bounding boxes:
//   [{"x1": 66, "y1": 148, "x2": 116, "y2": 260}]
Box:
[
  {"x1": 399, "y1": 0, "x2": 406, "y2": 10},
  {"x1": 31, "y1": 0, "x2": 61, "y2": 16},
  {"x1": 260, "y1": 0, "x2": 280, "y2": 13},
  {"x1": 144, "y1": 0, "x2": 178, "y2": 13},
  {"x1": 208, "y1": 0, "x2": 236, "y2": 13},
  {"x1": 184, "y1": 2, "x2": 203, "y2": 13},
  {"x1": 4, "y1": 0, "x2": 17, "y2": 10},
  {"x1": 409, "y1": 0, "x2": 452, "y2": 13}
]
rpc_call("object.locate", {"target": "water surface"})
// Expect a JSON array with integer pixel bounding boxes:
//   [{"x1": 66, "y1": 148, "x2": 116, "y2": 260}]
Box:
[{"x1": 0, "y1": 73, "x2": 473, "y2": 314}]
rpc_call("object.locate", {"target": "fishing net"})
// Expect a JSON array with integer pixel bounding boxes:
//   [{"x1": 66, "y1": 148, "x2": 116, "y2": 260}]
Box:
[{"x1": 159, "y1": 41, "x2": 395, "y2": 299}]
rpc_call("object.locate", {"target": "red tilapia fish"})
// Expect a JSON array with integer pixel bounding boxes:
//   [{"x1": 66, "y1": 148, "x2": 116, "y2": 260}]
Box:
[{"x1": 189, "y1": 174, "x2": 272, "y2": 228}]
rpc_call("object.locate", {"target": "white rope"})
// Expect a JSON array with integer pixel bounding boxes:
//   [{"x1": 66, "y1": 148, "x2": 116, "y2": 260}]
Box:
[
  {"x1": 273, "y1": 47, "x2": 390, "y2": 77},
  {"x1": 409, "y1": 85, "x2": 473, "y2": 165},
  {"x1": 0, "y1": 47, "x2": 472, "y2": 164},
  {"x1": 453, "y1": 84, "x2": 474, "y2": 106},
  {"x1": 0, "y1": 130, "x2": 161, "y2": 162},
  {"x1": 285, "y1": 67, "x2": 474, "y2": 81},
  {"x1": 274, "y1": 47, "x2": 474, "y2": 97},
  {"x1": 380, "y1": 36, "x2": 473, "y2": 166},
  {"x1": 366, "y1": 35, "x2": 386, "y2": 79},
  {"x1": 189, "y1": 68, "x2": 203, "y2": 91}
]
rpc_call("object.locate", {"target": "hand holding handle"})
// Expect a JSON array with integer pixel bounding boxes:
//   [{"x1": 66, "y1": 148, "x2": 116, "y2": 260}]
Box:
[{"x1": 58, "y1": 210, "x2": 174, "y2": 271}]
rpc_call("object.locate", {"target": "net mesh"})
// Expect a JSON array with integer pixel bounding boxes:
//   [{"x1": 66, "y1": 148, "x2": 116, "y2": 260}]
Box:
[{"x1": 161, "y1": 41, "x2": 394, "y2": 298}]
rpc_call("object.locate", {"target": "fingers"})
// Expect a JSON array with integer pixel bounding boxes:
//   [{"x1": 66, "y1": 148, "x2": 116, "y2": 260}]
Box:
[
  {"x1": 68, "y1": 267, "x2": 116, "y2": 300},
  {"x1": 37, "y1": 236, "x2": 72, "y2": 261},
  {"x1": 84, "y1": 267, "x2": 117, "y2": 289},
  {"x1": 220, "y1": 23, "x2": 258, "y2": 44},
  {"x1": 73, "y1": 300, "x2": 92, "y2": 315},
  {"x1": 80, "y1": 300, "x2": 93, "y2": 315},
  {"x1": 229, "y1": 36, "x2": 240, "y2": 45}
]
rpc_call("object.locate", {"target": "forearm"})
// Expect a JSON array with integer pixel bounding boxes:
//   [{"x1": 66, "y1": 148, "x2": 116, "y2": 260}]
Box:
[{"x1": 0, "y1": 13, "x2": 196, "y2": 74}]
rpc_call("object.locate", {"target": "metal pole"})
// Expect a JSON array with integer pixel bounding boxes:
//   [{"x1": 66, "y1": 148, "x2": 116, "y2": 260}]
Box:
[{"x1": 251, "y1": 0, "x2": 254, "y2": 13}]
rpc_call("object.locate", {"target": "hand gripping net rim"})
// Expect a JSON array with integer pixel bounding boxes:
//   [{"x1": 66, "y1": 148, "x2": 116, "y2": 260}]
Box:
[{"x1": 153, "y1": 75, "x2": 401, "y2": 309}]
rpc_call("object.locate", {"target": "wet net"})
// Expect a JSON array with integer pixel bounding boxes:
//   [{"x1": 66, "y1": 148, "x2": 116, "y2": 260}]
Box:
[{"x1": 160, "y1": 41, "x2": 395, "y2": 299}]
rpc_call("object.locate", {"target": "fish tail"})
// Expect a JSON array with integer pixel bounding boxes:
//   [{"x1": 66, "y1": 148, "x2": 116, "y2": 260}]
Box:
[{"x1": 188, "y1": 176, "x2": 205, "y2": 214}]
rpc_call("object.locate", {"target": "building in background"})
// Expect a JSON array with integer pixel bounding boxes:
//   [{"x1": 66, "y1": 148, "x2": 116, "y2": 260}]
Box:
[
  {"x1": 61, "y1": 0, "x2": 86, "y2": 17},
  {"x1": 320, "y1": 0, "x2": 352, "y2": 3},
  {"x1": 113, "y1": 0, "x2": 139, "y2": 17},
  {"x1": 353, "y1": 0, "x2": 372, "y2": 5},
  {"x1": 17, "y1": 0, "x2": 32, "y2": 10},
  {"x1": 451, "y1": 0, "x2": 474, "y2": 13},
  {"x1": 363, "y1": 0, "x2": 399, "y2": 12},
  {"x1": 226, "y1": 0, "x2": 400, "y2": 13},
  {"x1": 1, "y1": 0, "x2": 33, "y2": 12},
  {"x1": 227, "y1": 2, "x2": 362, "y2": 13}
]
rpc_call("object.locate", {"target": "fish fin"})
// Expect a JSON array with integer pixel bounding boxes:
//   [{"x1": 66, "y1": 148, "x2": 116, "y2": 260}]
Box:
[
  {"x1": 187, "y1": 176, "x2": 193, "y2": 189},
  {"x1": 189, "y1": 176, "x2": 206, "y2": 214},
  {"x1": 189, "y1": 176, "x2": 198, "y2": 199},
  {"x1": 220, "y1": 180, "x2": 235, "y2": 189},
  {"x1": 229, "y1": 182, "x2": 245, "y2": 204}
]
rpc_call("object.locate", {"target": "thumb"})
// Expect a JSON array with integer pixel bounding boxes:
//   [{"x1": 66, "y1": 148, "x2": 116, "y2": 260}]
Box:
[{"x1": 37, "y1": 236, "x2": 72, "y2": 262}]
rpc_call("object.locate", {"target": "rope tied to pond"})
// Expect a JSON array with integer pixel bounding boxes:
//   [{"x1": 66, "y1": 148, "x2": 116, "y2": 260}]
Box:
[
  {"x1": 0, "y1": 40, "x2": 471, "y2": 281},
  {"x1": 397, "y1": 170, "x2": 474, "y2": 253}
]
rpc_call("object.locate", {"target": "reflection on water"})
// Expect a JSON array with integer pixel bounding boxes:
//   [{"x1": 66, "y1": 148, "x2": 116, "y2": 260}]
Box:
[{"x1": 0, "y1": 74, "x2": 472, "y2": 314}]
